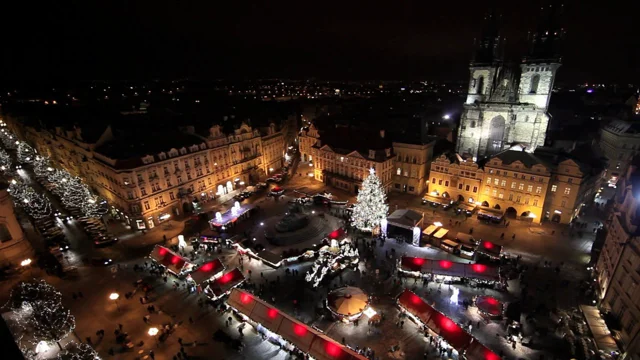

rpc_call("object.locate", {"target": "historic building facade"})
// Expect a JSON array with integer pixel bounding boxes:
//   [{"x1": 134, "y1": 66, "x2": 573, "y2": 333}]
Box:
[
  {"x1": 428, "y1": 147, "x2": 604, "y2": 224},
  {"x1": 6, "y1": 118, "x2": 285, "y2": 229},
  {"x1": 456, "y1": 6, "x2": 564, "y2": 159},
  {"x1": 595, "y1": 164, "x2": 640, "y2": 358},
  {"x1": 391, "y1": 140, "x2": 436, "y2": 195},
  {"x1": 599, "y1": 120, "x2": 640, "y2": 184}
]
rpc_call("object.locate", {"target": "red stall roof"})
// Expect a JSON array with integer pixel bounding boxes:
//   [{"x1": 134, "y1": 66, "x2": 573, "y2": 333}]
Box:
[
  {"x1": 206, "y1": 268, "x2": 245, "y2": 298},
  {"x1": 189, "y1": 259, "x2": 225, "y2": 285},
  {"x1": 148, "y1": 245, "x2": 190, "y2": 274},
  {"x1": 400, "y1": 257, "x2": 500, "y2": 282},
  {"x1": 328, "y1": 228, "x2": 346, "y2": 240},
  {"x1": 397, "y1": 289, "x2": 500, "y2": 360},
  {"x1": 227, "y1": 289, "x2": 367, "y2": 360},
  {"x1": 476, "y1": 241, "x2": 503, "y2": 258}
]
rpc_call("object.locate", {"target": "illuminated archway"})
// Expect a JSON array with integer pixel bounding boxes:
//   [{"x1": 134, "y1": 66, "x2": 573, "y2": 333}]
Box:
[
  {"x1": 226, "y1": 181, "x2": 233, "y2": 193},
  {"x1": 493, "y1": 204, "x2": 501, "y2": 210},
  {"x1": 217, "y1": 184, "x2": 225, "y2": 195},
  {"x1": 505, "y1": 207, "x2": 517, "y2": 218},
  {"x1": 481, "y1": 201, "x2": 489, "y2": 207}
]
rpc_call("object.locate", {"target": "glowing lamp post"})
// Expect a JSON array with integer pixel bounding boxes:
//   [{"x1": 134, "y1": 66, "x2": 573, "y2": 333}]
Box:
[
  {"x1": 109, "y1": 292, "x2": 121, "y2": 311},
  {"x1": 148, "y1": 327, "x2": 160, "y2": 346}
]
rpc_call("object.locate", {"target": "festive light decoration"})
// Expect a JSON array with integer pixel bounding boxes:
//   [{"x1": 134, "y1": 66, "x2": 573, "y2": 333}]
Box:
[
  {"x1": 17, "y1": 142, "x2": 36, "y2": 164},
  {"x1": 350, "y1": 168, "x2": 388, "y2": 231},
  {"x1": 7, "y1": 281, "x2": 75, "y2": 352},
  {"x1": 0, "y1": 148, "x2": 12, "y2": 174},
  {"x1": 56, "y1": 341, "x2": 101, "y2": 360},
  {"x1": 0, "y1": 129, "x2": 17, "y2": 149},
  {"x1": 33, "y1": 156, "x2": 53, "y2": 178},
  {"x1": 8, "y1": 180, "x2": 52, "y2": 219}
]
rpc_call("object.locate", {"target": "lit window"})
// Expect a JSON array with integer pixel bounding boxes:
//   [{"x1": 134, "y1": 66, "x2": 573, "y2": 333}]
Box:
[
  {"x1": 564, "y1": 187, "x2": 571, "y2": 195},
  {"x1": 511, "y1": 182, "x2": 516, "y2": 189},
  {"x1": 486, "y1": 177, "x2": 492, "y2": 184},
  {"x1": 494, "y1": 178, "x2": 499, "y2": 185},
  {"x1": 397, "y1": 168, "x2": 401, "y2": 175},
  {"x1": 551, "y1": 185, "x2": 557, "y2": 192},
  {"x1": 492, "y1": 189, "x2": 497, "y2": 196},
  {"x1": 535, "y1": 186, "x2": 542, "y2": 194},
  {"x1": 527, "y1": 185, "x2": 533, "y2": 192},
  {"x1": 498, "y1": 193, "x2": 504, "y2": 199},
  {"x1": 500, "y1": 180, "x2": 506, "y2": 187},
  {"x1": 518, "y1": 183, "x2": 524, "y2": 190}
]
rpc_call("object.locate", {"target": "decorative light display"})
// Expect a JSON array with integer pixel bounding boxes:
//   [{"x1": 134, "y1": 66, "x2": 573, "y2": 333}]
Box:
[
  {"x1": 0, "y1": 148, "x2": 12, "y2": 174},
  {"x1": 56, "y1": 341, "x2": 101, "y2": 360},
  {"x1": 450, "y1": 287, "x2": 459, "y2": 304},
  {"x1": 17, "y1": 142, "x2": 36, "y2": 164},
  {"x1": 350, "y1": 168, "x2": 388, "y2": 231},
  {"x1": 8, "y1": 179, "x2": 52, "y2": 219},
  {"x1": 0, "y1": 129, "x2": 17, "y2": 149},
  {"x1": 305, "y1": 239, "x2": 359, "y2": 287},
  {"x1": 7, "y1": 281, "x2": 76, "y2": 353},
  {"x1": 33, "y1": 157, "x2": 53, "y2": 178}
]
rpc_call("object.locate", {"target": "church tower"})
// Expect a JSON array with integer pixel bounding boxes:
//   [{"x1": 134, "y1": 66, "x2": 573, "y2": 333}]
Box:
[{"x1": 456, "y1": 3, "x2": 564, "y2": 160}]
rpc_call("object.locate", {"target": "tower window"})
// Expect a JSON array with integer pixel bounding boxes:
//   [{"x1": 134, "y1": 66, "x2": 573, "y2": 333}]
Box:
[
  {"x1": 477, "y1": 76, "x2": 484, "y2": 95},
  {"x1": 530, "y1": 75, "x2": 540, "y2": 94}
]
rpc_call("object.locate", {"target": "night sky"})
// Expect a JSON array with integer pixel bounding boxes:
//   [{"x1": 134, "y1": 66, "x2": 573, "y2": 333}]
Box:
[{"x1": 2, "y1": 1, "x2": 638, "y2": 85}]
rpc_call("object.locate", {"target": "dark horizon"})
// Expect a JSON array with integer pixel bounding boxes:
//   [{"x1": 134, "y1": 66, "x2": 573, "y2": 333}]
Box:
[{"x1": 2, "y1": 0, "x2": 638, "y2": 86}]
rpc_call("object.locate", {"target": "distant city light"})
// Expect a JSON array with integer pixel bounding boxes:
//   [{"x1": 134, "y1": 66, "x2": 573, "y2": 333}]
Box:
[
  {"x1": 586, "y1": 89, "x2": 594, "y2": 93},
  {"x1": 443, "y1": 114, "x2": 451, "y2": 120}
]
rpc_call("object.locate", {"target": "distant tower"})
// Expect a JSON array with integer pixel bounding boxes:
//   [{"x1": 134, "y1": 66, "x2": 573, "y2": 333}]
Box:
[
  {"x1": 0, "y1": 183, "x2": 33, "y2": 267},
  {"x1": 456, "y1": 3, "x2": 564, "y2": 159}
]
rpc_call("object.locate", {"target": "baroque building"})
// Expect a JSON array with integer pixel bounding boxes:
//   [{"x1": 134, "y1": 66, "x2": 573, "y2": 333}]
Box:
[
  {"x1": 595, "y1": 163, "x2": 640, "y2": 358},
  {"x1": 428, "y1": 146, "x2": 604, "y2": 224},
  {"x1": 599, "y1": 120, "x2": 640, "y2": 184},
  {"x1": 5, "y1": 115, "x2": 287, "y2": 230},
  {"x1": 456, "y1": 5, "x2": 565, "y2": 159}
]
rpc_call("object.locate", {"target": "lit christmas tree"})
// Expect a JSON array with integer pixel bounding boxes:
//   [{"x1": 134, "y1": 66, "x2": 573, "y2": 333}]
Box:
[
  {"x1": 0, "y1": 129, "x2": 18, "y2": 149},
  {"x1": 8, "y1": 281, "x2": 75, "y2": 351},
  {"x1": 56, "y1": 342, "x2": 100, "y2": 360},
  {"x1": 17, "y1": 142, "x2": 36, "y2": 164},
  {"x1": 351, "y1": 168, "x2": 389, "y2": 231},
  {"x1": 8, "y1": 180, "x2": 52, "y2": 219},
  {"x1": 33, "y1": 156, "x2": 52, "y2": 178},
  {"x1": 62, "y1": 178, "x2": 92, "y2": 209},
  {"x1": 81, "y1": 195, "x2": 108, "y2": 218},
  {"x1": 48, "y1": 169, "x2": 73, "y2": 195},
  {"x1": 0, "y1": 149, "x2": 12, "y2": 174}
]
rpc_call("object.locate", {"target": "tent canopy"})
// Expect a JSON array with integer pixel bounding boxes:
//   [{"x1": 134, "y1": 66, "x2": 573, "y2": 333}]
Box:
[
  {"x1": 148, "y1": 245, "x2": 191, "y2": 274},
  {"x1": 475, "y1": 296, "x2": 504, "y2": 317},
  {"x1": 433, "y1": 228, "x2": 449, "y2": 239},
  {"x1": 205, "y1": 268, "x2": 245, "y2": 298},
  {"x1": 327, "y1": 287, "x2": 368, "y2": 316},
  {"x1": 387, "y1": 209, "x2": 424, "y2": 230},
  {"x1": 398, "y1": 290, "x2": 500, "y2": 360},
  {"x1": 189, "y1": 259, "x2": 224, "y2": 285},
  {"x1": 476, "y1": 240, "x2": 502, "y2": 257},
  {"x1": 423, "y1": 225, "x2": 438, "y2": 236},
  {"x1": 400, "y1": 257, "x2": 500, "y2": 282},
  {"x1": 227, "y1": 289, "x2": 367, "y2": 360}
]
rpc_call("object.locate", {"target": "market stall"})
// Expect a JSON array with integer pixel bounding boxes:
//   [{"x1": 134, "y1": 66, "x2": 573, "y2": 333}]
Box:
[
  {"x1": 430, "y1": 227, "x2": 450, "y2": 247},
  {"x1": 270, "y1": 186, "x2": 285, "y2": 196},
  {"x1": 226, "y1": 289, "x2": 368, "y2": 360},
  {"x1": 399, "y1": 257, "x2": 501, "y2": 284},
  {"x1": 422, "y1": 193, "x2": 451, "y2": 206},
  {"x1": 476, "y1": 207, "x2": 504, "y2": 223},
  {"x1": 475, "y1": 296, "x2": 504, "y2": 320},
  {"x1": 188, "y1": 259, "x2": 225, "y2": 287},
  {"x1": 209, "y1": 202, "x2": 255, "y2": 230},
  {"x1": 422, "y1": 224, "x2": 439, "y2": 237},
  {"x1": 204, "y1": 268, "x2": 246, "y2": 300},
  {"x1": 475, "y1": 240, "x2": 503, "y2": 260},
  {"x1": 326, "y1": 287, "x2": 369, "y2": 322},
  {"x1": 148, "y1": 245, "x2": 194, "y2": 276},
  {"x1": 397, "y1": 289, "x2": 500, "y2": 360},
  {"x1": 306, "y1": 238, "x2": 359, "y2": 288},
  {"x1": 385, "y1": 209, "x2": 424, "y2": 244}
]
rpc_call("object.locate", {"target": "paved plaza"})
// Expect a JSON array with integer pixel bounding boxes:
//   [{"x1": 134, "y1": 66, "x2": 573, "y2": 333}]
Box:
[{"x1": 1, "y1": 160, "x2": 608, "y2": 360}]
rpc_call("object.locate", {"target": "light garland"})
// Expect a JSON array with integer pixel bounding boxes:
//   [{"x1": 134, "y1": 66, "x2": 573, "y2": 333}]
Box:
[
  {"x1": 351, "y1": 168, "x2": 388, "y2": 231},
  {"x1": 0, "y1": 129, "x2": 17, "y2": 149}
]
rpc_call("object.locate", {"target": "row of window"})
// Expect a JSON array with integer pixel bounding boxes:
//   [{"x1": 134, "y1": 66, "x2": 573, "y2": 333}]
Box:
[
  {"x1": 486, "y1": 177, "x2": 544, "y2": 193},
  {"x1": 432, "y1": 178, "x2": 478, "y2": 193}
]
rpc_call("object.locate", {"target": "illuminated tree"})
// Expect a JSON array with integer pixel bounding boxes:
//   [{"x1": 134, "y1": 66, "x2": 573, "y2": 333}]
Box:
[
  {"x1": 81, "y1": 196, "x2": 108, "y2": 218},
  {"x1": 57, "y1": 342, "x2": 100, "y2": 360},
  {"x1": 0, "y1": 149, "x2": 12, "y2": 174},
  {"x1": 48, "y1": 169, "x2": 72, "y2": 195},
  {"x1": 351, "y1": 168, "x2": 388, "y2": 231},
  {"x1": 7, "y1": 281, "x2": 75, "y2": 351},
  {"x1": 33, "y1": 156, "x2": 53, "y2": 178},
  {"x1": 0, "y1": 129, "x2": 18, "y2": 149},
  {"x1": 17, "y1": 142, "x2": 36, "y2": 164},
  {"x1": 8, "y1": 180, "x2": 52, "y2": 219},
  {"x1": 62, "y1": 178, "x2": 92, "y2": 209}
]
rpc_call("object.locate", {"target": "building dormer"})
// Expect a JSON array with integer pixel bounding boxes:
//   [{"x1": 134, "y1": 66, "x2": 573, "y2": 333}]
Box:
[
  {"x1": 385, "y1": 148, "x2": 391, "y2": 158},
  {"x1": 158, "y1": 152, "x2": 167, "y2": 161},
  {"x1": 179, "y1": 147, "x2": 187, "y2": 155},
  {"x1": 209, "y1": 125, "x2": 222, "y2": 138},
  {"x1": 368, "y1": 150, "x2": 376, "y2": 159},
  {"x1": 141, "y1": 155, "x2": 154, "y2": 165},
  {"x1": 168, "y1": 148, "x2": 179, "y2": 158},
  {"x1": 189, "y1": 144, "x2": 199, "y2": 153}
]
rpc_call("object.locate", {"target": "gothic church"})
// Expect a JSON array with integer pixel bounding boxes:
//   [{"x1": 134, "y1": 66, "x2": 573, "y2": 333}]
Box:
[{"x1": 456, "y1": 4, "x2": 565, "y2": 159}]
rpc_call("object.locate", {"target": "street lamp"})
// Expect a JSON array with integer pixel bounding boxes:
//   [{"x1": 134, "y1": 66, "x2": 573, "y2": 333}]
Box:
[
  {"x1": 109, "y1": 292, "x2": 120, "y2": 312},
  {"x1": 148, "y1": 327, "x2": 159, "y2": 346},
  {"x1": 21, "y1": 258, "x2": 32, "y2": 267}
]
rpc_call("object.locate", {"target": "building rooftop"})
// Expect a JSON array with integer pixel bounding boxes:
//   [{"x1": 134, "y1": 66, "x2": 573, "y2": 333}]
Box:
[
  {"x1": 482, "y1": 149, "x2": 549, "y2": 169},
  {"x1": 603, "y1": 120, "x2": 640, "y2": 135},
  {"x1": 314, "y1": 125, "x2": 393, "y2": 161}
]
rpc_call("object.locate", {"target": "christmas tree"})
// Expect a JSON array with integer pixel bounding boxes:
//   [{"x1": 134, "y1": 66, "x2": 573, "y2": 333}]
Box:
[
  {"x1": 351, "y1": 168, "x2": 388, "y2": 231},
  {"x1": 17, "y1": 142, "x2": 36, "y2": 164},
  {"x1": 0, "y1": 149, "x2": 12, "y2": 174}
]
